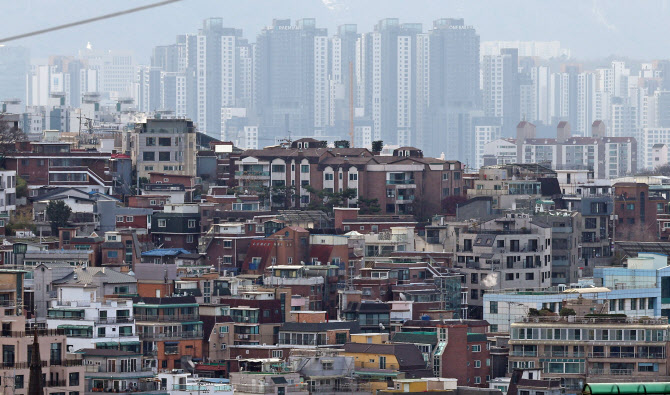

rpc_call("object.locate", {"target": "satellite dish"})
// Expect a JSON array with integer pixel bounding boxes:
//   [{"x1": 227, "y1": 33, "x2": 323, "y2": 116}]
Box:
[{"x1": 378, "y1": 323, "x2": 385, "y2": 331}]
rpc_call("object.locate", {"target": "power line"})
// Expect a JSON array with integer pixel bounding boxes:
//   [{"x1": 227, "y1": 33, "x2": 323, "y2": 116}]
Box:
[{"x1": 0, "y1": 0, "x2": 182, "y2": 44}]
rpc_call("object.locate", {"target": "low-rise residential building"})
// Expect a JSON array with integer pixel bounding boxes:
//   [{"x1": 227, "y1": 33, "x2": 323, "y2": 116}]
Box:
[
  {"x1": 133, "y1": 296, "x2": 203, "y2": 371},
  {"x1": 151, "y1": 204, "x2": 200, "y2": 251},
  {"x1": 129, "y1": 118, "x2": 198, "y2": 179},
  {"x1": 508, "y1": 315, "x2": 670, "y2": 391},
  {"x1": 455, "y1": 213, "x2": 553, "y2": 318},
  {"x1": 229, "y1": 358, "x2": 309, "y2": 395},
  {"x1": 77, "y1": 348, "x2": 157, "y2": 393},
  {"x1": 47, "y1": 298, "x2": 139, "y2": 353}
]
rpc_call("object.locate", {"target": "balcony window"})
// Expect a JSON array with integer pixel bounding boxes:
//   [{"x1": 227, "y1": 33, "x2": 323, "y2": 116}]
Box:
[
  {"x1": 50, "y1": 343, "x2": 61, "y2": 365},
  {"x1": 2, "y1": 345, "x2": 14, "y2": 367}
]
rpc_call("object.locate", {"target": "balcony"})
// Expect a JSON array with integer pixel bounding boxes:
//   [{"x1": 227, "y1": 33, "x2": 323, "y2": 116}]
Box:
[
  {"x1": 510, "y1": 351, "x2": 537, "y2": 357},
  {"x1": 386, "y1": 179, "x2": 415, "y2": 185},
  {"x1": 139, "y1": 330, "x2": 203, "y2": 341},
  {"x1": 0, "y1": 329, "x2": 64, "y2": 338},
  {"x1": 134, "y1": 314, "x2": 199, "y2": 322},
  {"x1": 95, "y1": 317, "x2": 133, "y2": 325},
  {"x1": 172, "y1": 384, "x2": 233, "y2": 392},
  {"x1": 86, "y1": 380, "x2": 164, "y2": 395},
  {"x1": 588, "y1": 369, "x2": 633, "y2": 376},
  {"x1": 235, "y1": 171, "x2": 270, "y2": 178},
  {"x1": 85, "y1": 365, "x2": 154, "y2": 378},
  {"x1": 588, "y1": 352, "x2": 666, "y2": 359}
]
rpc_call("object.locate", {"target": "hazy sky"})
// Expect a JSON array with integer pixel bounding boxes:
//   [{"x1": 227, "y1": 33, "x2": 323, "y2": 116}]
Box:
[{"x1": 3, "y1": 0, "x2": 670, "y2": 63}]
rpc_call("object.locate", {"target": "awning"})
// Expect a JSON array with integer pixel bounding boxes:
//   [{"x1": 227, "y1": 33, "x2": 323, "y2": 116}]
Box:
[
  {"x1": 133, "y1": 303, "x2": 199, "y2": 308},
  {"x1": 58, "y1": 325, "x2": 92, "y2": 330},
  {"x1": 120, "y1": 341, "x2": 140, "y2": 346},
  {"x1": 181, "y1": 321, "x2": 203, "y2": 325},
  {"x1": 95, "y1": 342, "x2": 118, "y2": 348},
  {"x1": 164, "y1": 341, "x2": 179, "y2": 346},
  {"x1": 271, "y1": 377, "x2": 288, "y2": 384}
]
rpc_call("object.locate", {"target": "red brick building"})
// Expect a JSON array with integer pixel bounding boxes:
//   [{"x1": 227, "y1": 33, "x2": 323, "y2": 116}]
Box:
[
  {"x1": 236, "y1": 139, "x2": 465, "y2": 216},
  {"x1": 613, "y1": 182, "x2": 664, "y2": 241},
  {"x1": 4, "y1": 141, "x2": 112, "y2": 194}
]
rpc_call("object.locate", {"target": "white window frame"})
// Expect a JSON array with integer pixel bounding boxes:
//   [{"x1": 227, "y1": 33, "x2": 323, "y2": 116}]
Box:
[{"x1": 158, "y1": 219, "x2": 167, "y2": 227}]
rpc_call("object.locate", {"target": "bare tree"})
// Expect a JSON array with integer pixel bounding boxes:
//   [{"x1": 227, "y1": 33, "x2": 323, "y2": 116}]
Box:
[{"x1": 0, "y1": 114, "x2": 26, "y2": 156}]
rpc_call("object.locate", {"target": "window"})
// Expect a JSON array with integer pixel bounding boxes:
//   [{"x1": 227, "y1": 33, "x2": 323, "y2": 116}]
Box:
[
  {"x1": 50, "y1": 343, "x2": 61, "y2": 365},
  {"x1": 98, "y1": 327, "x2": 105, "y2": 337},
  {"x1": 325, "y1": 173, "x2": 334, "y2": 181},
  {"x1": 188, "y1": 219, "x2": 196, "y2": 228},
  {"x1": 2, "y1": 345, "x2": 14, "y2": 367},
  {"x1": 301, "y1": 165, "x2": 310, "y2": 173},
  {"x1": 159, "y1": 137, "x2": 172, "y2": 146},
  {"x1": 126, "y1": 216, "x2": 133, "y2": 222},
  {"x1": 349, "y1": 173, "x2": 358, "y2": 181},
  {"x1": 158, "y1": 219, "x2": 166, "y2": 227},
  {"x1": 186, "y1": 235, "x2": 194, "y2": 243},
  {"x1": 146, "y1": 137, "x2": 156, "y2": 146},
  {"x1": 159, "y1": 152, "x2": 171, "y2": 161},
  {"x1": 490, "y1": 302, "x2": 498, "y2": 314},
  {"x1": 470, "y1": 289, "x2": 479, "y2": 300},
  {"x1": 525, "y1": 273, "x2": 534, "y2": 280},
  {"x1": 223, "y1": 240, "x2": 232, "y2": 248},
  {"x1": 14, "y1": 375, "x2": 23, "y2": 389},
  {"x1": 143, "y1": 152, "x2": 155, "y2": 161},
  {"x1": 107, "y1": 251, "x2": 118, "y2": 259},
  {"x1": 271, "y1": 165, "x2": 285, "y2": 173},
  {"x1": 272, "y1": 350, "x2": 283, "y2": 358},
  {"x1": 472, "y1": 345, "x2": 481, "y2": 352},
  {"x1": 474, "y1": 377, "x2": 481, "y2": 384},
  {"x1": 219, "y1": 326, "x2": 229, "y2": 333},
  {"x1": 474, "y1": 360, "x2": 481, "y2": 368},
  {"x1": 116, "y1": 216, "x2": 124, "y2": 222}
]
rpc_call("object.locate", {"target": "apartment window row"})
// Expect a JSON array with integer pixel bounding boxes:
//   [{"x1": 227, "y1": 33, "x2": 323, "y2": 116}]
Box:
[{"x1": 512, "y1": 327, "x2": 667, "y2": 342}]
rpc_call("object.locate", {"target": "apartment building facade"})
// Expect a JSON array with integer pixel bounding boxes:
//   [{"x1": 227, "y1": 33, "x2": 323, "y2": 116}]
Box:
[
  {"x1": 509, "y1": 315, "x2": 670, "y2": 391},
  {"x1": 129, "y1": 118, "x2": 197, "y2": 179},
  {"x1": 236, "y1": 139, "x2": 465, "y2": 216},
  {"x1": 455, "y1": 213, "x2": 552, "y2": 318}
]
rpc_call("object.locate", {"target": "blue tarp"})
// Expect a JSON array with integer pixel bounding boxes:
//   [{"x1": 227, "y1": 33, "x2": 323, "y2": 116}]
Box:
[{"x1": 141, "y1": 248, "x2": 191, "y2": 257}]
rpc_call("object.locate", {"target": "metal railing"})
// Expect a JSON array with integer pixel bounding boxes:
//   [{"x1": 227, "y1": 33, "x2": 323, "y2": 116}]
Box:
[
  {"x1": 0, "y1": 329, "x2": 64, "y2": 337},
  {"x1": 134, "y1": 314, "x2": 199, "y2": 322},
  {"x1": 386, "y1": 179, "x2": 415, "y2": 185},
  {"x1": 172, "y1": 384, "x2": 233, "y2": 392},
  {"x1": 510, "y1": 351, "x2": 537, "y2": 357},
  {"x1": 235, "y1": 171, "x2": 270, "y2": 177},
  {"x1": 588, "y1": 369, "x2": 634, "y2": 376},
  {"x1": 588, "y1": 352, "x2": 666, "y2": 359},
  {"x1": 139, "y1": 331, "x2": 203, "y2": 340},
  {"x1": 95, "y1": 317, "x2": 133, "y2": 325}
]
